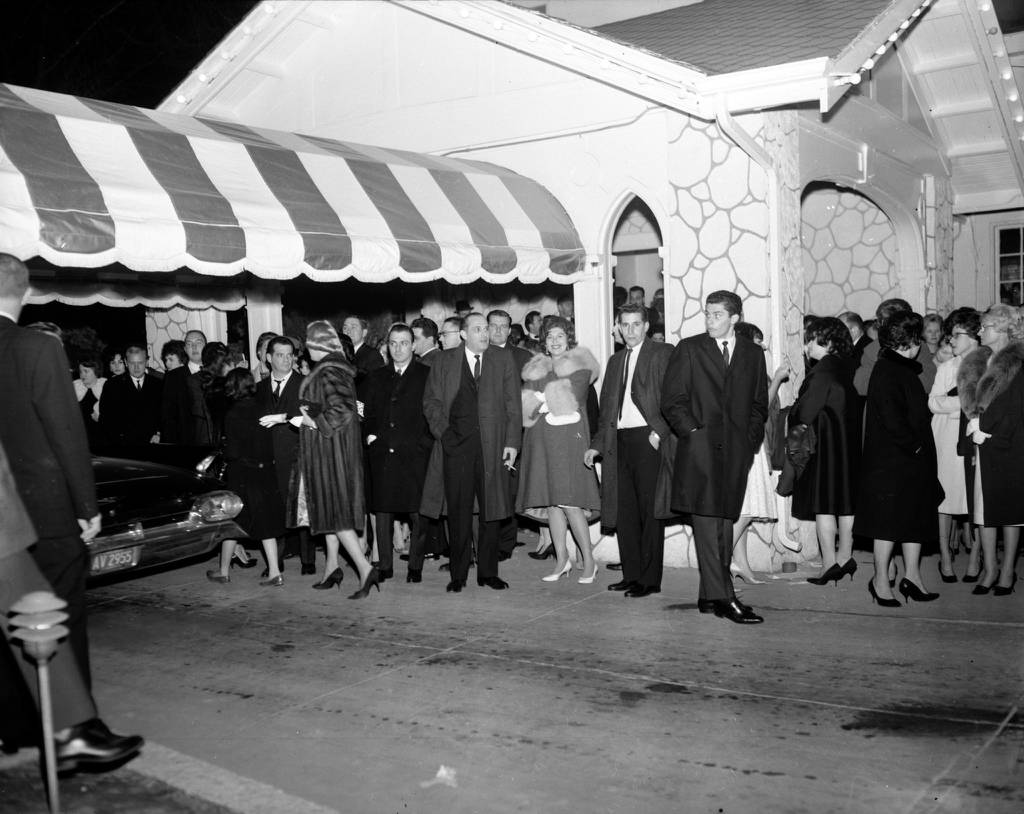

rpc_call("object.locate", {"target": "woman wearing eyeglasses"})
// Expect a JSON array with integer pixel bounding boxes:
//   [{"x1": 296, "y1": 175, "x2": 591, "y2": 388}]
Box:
[
  {"x1": 928, "y1": 308, "x2": 979, "y2": 583},
  {"x1": 957, "y1": 304, "x2": 1024, "y2": 596}
]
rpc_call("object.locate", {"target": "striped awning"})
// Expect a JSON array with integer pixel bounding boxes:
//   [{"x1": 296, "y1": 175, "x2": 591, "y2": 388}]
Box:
[{"x1": 0, "y1": 84, "x2": 586, "y2": 283}]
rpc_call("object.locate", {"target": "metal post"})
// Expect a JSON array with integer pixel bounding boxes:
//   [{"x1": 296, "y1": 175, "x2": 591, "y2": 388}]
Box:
[{"x1": 9, "y1": 590, "x2": 70, "y2": 814}]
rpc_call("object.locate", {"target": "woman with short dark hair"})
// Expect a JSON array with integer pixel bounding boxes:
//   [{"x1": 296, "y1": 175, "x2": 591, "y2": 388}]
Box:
[
  {"x1": 207, "y1": 368, "x2": 287, "y2": 585},
  {"x1": 791, "y1": 317, "x2": 861, "y2": 585},
  {"x1": 855, "y1": 311, "x2": 942, "y2": 606}
]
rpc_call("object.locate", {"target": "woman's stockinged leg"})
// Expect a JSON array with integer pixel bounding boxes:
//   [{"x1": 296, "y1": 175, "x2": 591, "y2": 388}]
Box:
[
  {"x1": 563, "y1": 506, "x2": 595, "y2": 577},
  {"x1": 338, "y1": 528, "x2": 371, "y2": 583},
  {"x1": 546, "y1": 507, "x2": 570, "y2": 570}
]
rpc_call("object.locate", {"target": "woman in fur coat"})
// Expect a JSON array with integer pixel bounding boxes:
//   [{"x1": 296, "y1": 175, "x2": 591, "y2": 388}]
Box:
[
  {"x1": 516, "y1": 316, "x2": 602, "y2": 584},
  {"x1": 288, "y1": 321, "x2": 379, "y2": 600},
  {"x1": 957, "y1": 303, "x2": 1024, "y2": 596}
]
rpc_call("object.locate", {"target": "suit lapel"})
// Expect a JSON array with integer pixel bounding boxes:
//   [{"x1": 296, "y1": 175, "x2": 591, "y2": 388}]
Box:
[{"x1": 699, "y1": 334, "x2": 727, "y2": 385}]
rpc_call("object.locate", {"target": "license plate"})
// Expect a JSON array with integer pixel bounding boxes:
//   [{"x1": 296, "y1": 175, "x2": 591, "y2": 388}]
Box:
[{"x1": 90, "y1": 546, "x2": 142, "y2": 575}]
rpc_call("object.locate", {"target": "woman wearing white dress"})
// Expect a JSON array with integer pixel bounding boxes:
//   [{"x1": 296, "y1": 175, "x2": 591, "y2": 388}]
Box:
[{"x1": 928, "y1": 308, "x2": 979, "y2": 583}]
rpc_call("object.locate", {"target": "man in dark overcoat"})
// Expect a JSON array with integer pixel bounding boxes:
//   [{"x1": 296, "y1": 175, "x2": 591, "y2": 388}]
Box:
[
  {"x1": 585, "y1": 303, "x2": 674, "y2": 597},
  {"x1": 662, "y1": 290, "x2": 768, "y2": 624},
  {"x1": 160, "y1": 329, "x2": 206, "y2": 443},
  {"x1": 421, "y1": 313, "x2": 522, "y2": 592},
  {"x1": 361, "y1": 324, "x2": 433, "y2": 582},
  {"x1": 99, "y1": 343, "x2": 163, "y2": 447},
  {"x1": 256, "y1": 336, "x2": 311, "y2": 574},
  {"x1": 0, "y1": 253, "x2": 143, "y2": 770}
]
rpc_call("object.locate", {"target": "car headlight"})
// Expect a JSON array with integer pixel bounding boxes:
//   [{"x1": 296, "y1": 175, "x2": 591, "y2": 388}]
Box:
[{"x1": 191, "y1": 491, "x2": 243, "y2": 522}]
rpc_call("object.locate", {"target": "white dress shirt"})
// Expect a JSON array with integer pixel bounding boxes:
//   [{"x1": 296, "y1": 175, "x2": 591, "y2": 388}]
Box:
[{"x1": 618, "y1": 340, "x2": 648, "y2": 429}]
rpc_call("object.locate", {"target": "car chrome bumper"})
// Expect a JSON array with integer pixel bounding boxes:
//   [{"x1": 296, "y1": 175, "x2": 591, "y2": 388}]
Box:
[{"x1": 87, "y1": 517, "x2": 248, "y2": 576}]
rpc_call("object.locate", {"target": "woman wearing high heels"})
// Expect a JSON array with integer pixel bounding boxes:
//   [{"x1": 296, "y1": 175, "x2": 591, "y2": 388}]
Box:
[
  {"x1": 206, "y1": 369, "x2": 287, "y2": 586},
  {"x1": 957, "y1": 304, "x2": 1024, "y2": 597},
  {"x1": 928, "y1": 308, "x2": 979, "y2": 583},
  {"x1": 289, "y1": 322, "x2": 379, "y2": 600},
  {"x1": 790, "y1": 317, "x2": 861, "y2": 586},
  {"x1": 854, "y1": 311, "x2": 942, "y2": 606},
  {"x1": 516, "y1": 317, "x2": 602, "y2": 584}
]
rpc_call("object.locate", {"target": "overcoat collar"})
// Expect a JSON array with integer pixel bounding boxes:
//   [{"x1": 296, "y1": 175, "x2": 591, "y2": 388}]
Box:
[{"x1": 878, "y1": 346, "x2": 923, "y2": 373}]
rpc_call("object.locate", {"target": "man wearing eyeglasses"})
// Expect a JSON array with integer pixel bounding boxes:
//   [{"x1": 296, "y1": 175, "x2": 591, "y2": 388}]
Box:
[
  {"x1": 662, "y1": 290, "x2": 769, "y2": 624},
  {"x1": 439, "y1": 316, "x2": 464, "y2": 350}
]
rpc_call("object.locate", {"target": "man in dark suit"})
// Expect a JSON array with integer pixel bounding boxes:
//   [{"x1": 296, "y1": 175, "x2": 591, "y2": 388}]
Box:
[
  {"x1": 160, "y1": 329, "x2": 205, "y2": 443},
  {"x1": 487, "y1": 309, "x2": 533, "y2": 561},
  {"x1": 421, "y1": 313, "x2": 522, "y2": 592},
  {"x1": 99, "y1": 343, "x2": 163, "y2": 447},
  {"x1": 256, "y1": 336, "x2": 311, "y2": 574},
  {"x1": 361, "y1": 324, "x2": 433, "y2": 583},
  {"x1": 412, "y1": 316, "x2": 440, "y2": 368},
  {"x1": 586, "y1": 304, "x2": 674, "y2": 597},
  {"x1": 0, "y1": 253, "x2": 143, "y2": 769},
  {"x1": 343, "y1": 315, "x2": 385, "y2": 382},
  {"x1": 662, "y1": 290, "x2": 768, "y2": 624}
]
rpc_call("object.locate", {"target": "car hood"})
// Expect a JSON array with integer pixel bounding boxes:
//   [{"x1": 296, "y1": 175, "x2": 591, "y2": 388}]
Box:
[{"x1": 92, "y1": 456, "x2": 225, "y2": 535}]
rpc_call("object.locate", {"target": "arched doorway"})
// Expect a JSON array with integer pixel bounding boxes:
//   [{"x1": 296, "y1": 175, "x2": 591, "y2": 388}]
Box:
[
  {"x1": 801, "y1": 182, "x2": 902, "y2": 320},
  {"x1": 609, "y1": 195, "x2": 665, "y2": 338}
]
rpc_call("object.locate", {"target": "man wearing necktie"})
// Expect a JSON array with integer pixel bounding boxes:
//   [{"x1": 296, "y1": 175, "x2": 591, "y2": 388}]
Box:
[
  {"x1": 586, "y1": 304, "x2": 674, "y2": 597},
  {"x1": 662, "y1": 290, "x2": 769, "y2": 624},
  {"x1": 421, "y1": 313, "x2": 522, "y2": 592},
  {"x1": 98, "y1": 344, "x2": 162, "y2": 448},
  {"x1": 256, "y1": 336, "x2": 312, "y2": 574},
  {"x1": 360, "y1": 324, "x2": 432, "y2": 583}
]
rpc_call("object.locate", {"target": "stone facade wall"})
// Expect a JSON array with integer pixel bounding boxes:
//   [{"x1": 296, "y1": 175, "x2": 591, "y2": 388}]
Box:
[
  {"x1": 801, "y1": 186, "x2": 900, "y2": 319},
  {"x1": 146, "y1": 307, "x2": 227, "y2": 371}
]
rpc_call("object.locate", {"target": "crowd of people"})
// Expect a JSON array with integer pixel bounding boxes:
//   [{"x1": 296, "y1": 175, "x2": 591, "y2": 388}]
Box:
[{"x1": 12, "y1": 264, "x2": 1024, "y2": 631}]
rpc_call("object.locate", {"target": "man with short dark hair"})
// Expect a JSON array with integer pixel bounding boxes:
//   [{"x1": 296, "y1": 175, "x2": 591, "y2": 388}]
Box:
[
  {"x1": 628, "y1": 286, "x2": 646, "y2": 306},
  {"x1": 839, "y1": 311, "x2": 869, "y2": 367},
  {"x1": 0, "y1": 253, "x2": 144, "y2": 770},
  {"x1": 662, "y1": 290, "x2": 768, "y2": 624},
  {"x1": 99, "y1": 343, "x2": 163, "y2": 447},
  {"x1": 361, "y1": 324, "x2": 433, "y2": 582},
  {"x1": 524, "y1": 310, "x2": 542, "y2": 341},
  {"x1": 411, "y1": 316, "x2": 440, "y2": 367},
  {"x1": 556, "y1": 294, "x2": 574, "y2": 321},
  {"x1": 421, "y1": 313, "x2": 522, "y2": 592},
  {"x1": 343, "y1": 315, "x2": 385, "y2": 381}
]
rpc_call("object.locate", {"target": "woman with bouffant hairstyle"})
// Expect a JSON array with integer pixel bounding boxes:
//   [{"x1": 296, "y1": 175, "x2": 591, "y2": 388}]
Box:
[
  {"x1": 855, "y1": 311, "x2": 942, "y2": 606},
  {"x1": 516, "y1": 315, "x2": 602, "y2": 584},
  {"x1": 957, "y1": 303, "x2": 1024, "y2": 596}
]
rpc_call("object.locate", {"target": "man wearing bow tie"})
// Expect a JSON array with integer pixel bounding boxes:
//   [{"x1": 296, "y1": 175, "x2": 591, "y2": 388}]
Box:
[{"x1": 662, "y1": 290, "x2": 768, "y2": 624}]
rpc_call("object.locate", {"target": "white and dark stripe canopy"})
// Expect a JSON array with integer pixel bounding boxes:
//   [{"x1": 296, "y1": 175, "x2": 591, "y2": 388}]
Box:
[{"x1": 0, "y1": 84, "x2": 586, "y2": 283}]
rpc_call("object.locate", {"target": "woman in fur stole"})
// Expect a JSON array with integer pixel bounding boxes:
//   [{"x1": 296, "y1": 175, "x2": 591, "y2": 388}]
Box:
[
  {"x1": 957, "y1": 303, "x2": 1024, "y2": 596},
  {"x1": 516, "y1": 316, "x2": 602, "y2": 583}
]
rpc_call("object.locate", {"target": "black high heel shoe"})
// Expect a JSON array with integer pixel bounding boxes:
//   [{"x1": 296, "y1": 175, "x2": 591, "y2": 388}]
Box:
[
  {"x1": 231, "y1": 550, "x2": 258, "y2": 569},
  {"x1": 312, "y1": 568, "x2": 344, "y2": 590},
  {"x1": 938, "y1": 562, "x2": 958, "y2": 584},
  {"x1": 868, "y1": 580, "x2": 901, "y2": 608},
  {"x1": 962, "y1": 570, "x2": 980, "y2": 584},
  {"x1": 993, "y1": 574, "x2": 1017, "y2": 597},
  {"x1": 898, "y1": 578, "x2": 938, "y2": 602},
  {"x1": 807, "y1": 563, "x2": 844, "y2": 586},
  {"x1": 839, "y1": 558, "x2": 858, "y2": 581},
  {"x1": 349, "y1": 567, "x2": 381, "y2": 599},
  {"x1": 527, "y1": 547, "x2": 554, "y2": 560}
]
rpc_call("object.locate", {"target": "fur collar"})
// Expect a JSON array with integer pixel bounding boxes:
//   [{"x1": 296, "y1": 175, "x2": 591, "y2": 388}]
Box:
[
  {"x1": 522, "y1": 346, "x2": 600, "y2": 384},
  {"x1": 958, "y1": 341, "x2": 1024, "y2": 416}
]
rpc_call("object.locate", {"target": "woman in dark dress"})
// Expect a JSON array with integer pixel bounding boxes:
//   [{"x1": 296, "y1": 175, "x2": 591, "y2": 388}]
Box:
[
  {"x1": 206, "y1": 369, "x2": 287, "y2": 585},
  {"x1": 854, "y1": 311, "x2": 942, "y2": 606},
  {"x1": 288, "y1": 321, "x2": 378, "y2": 600},
  {"x1": 791, "y1": 317, "x2": 861, "y2": 585},
  {"x1": 957, "y1": 303, "x2": 1024, "y2": 596}
]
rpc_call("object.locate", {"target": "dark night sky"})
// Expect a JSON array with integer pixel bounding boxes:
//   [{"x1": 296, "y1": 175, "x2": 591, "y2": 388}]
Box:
[{"x1": 1, "y1": 0, "x2": 257, "y2": 107}]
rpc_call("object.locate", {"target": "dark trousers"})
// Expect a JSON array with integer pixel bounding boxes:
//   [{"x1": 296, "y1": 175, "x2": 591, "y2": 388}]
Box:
[
  {"x1": 408, "y1": 514, "x2": 447, "y2": 571},
  {"x1": 690, "y1": 514, "x2": 735, "y2": 602},
  {"x1": 30, "y1": 533, "x2": 91, "y2": 686},
  {"x1": 1, "y1": 548, "x2": 97, "y2": 737},
  {"x1": 444, "y1": 442, "x2": 499, "y2": 582},
  {"x1": 374, "y1": 511, "x2": 420, "y2": 573},
  {"x1": 616, "y1": 427, "x2": 664, "y2": 589},
  {"x1": 280, "y1": 527, "x2": 315, "y2": 566}
]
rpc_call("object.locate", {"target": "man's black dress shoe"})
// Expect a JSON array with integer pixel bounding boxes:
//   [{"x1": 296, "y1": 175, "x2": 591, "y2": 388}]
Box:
[
  {"x1": 400, "y1": 554, "x2": 410, "y2": 561},
  {"x1": 300, "y1": 563, "x2": 317, "y2": 576},
  {"x1": 407, "y1": 569, "x2": 422, "y2": 583},
  {"x1": 477, "y1": 576, "x2": 509, "y2": 590},
  {"x1": 439, "y1": 562, "x2": 451, "y2": 572},
  {"x1": 445, "y1": 579, "x2": 465, "y2": 593},
  {"x1": 605, "y1": 563, "x2": 623, "y2": 571},
  {"x1": 624, "y1": 584, "x2": 661, "y2": 598},
  {"x1": 498, "y1": 551, "x2": 512, "y2": 562},
  {"x1": 55, "y1": 719, "x2": 144, "y2": 773},
  {"x1": 712, "y1": 599, "x2": 763, "y2": 624},
  {"x1": 378, "y1": 568, "x2": 394, "y2": 581},
  {"x1": 607, "y1": 579, "x2": 637, "y2": 592},
  {"x1": 697, "y1": 598, "x2": 715, "y2": 614}
]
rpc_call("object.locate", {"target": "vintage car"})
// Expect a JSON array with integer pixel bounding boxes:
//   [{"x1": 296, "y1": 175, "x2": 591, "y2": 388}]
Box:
[{"x1": 88, "y1": 454, "x2": 245, "y2": 579}]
